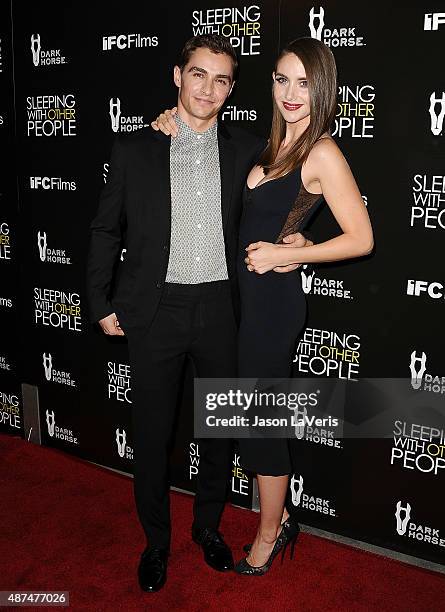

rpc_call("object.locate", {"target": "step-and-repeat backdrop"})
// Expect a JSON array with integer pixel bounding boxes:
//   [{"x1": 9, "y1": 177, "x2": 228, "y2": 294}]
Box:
[{"x1": 1, "y1": 1, "x2": 444, "y2": 566}]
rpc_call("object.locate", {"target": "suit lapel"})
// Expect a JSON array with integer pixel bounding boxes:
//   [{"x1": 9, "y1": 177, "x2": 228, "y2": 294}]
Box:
[
  {"x1": 218, "y1": 123, "x2": 236, "y2": 231},
  {"x1": 150, "y1": 131, "x2": 171, "y2": 234}
]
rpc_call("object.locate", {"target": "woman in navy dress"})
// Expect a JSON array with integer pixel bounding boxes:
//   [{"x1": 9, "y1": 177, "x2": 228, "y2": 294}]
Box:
[
  {"x1": 151, "y1": 36, "x2": 373, "y2": 575},
  {"x1": 234, "y1": 37, "x2": 373, "y2": 574}
]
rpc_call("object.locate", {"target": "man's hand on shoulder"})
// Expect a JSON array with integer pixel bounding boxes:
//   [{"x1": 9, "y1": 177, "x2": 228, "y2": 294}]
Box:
[
  {"x1": 151, "y1": 107, "x2": 178, "y2": 136},
  {"x1": 99, "y1": 312, "x2": 125, "y2": 336}
]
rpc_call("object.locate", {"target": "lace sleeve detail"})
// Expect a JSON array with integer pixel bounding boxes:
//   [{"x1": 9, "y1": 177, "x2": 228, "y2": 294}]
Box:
[{"x1": 275, "y1": 181, "x2": 321, "y2": 244}]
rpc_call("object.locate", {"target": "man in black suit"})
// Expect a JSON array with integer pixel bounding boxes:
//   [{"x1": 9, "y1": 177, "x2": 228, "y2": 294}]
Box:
[{"x1": 86, "y1": 34, "x2": 307, "y2": 592}]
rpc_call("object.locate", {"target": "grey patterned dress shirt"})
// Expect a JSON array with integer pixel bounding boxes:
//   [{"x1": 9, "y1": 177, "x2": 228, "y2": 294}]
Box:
[{"x1": 166, "y1": 114, "x2": 228, "y2": 283}]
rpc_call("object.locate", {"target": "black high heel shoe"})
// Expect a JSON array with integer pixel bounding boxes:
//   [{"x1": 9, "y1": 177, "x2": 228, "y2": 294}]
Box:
[
  {"x1": 234, "y1": 517, "x2": 300, "y2": 575},
  {"x1": 243, "y1": 516, "x2": 300, "y2": 555}
]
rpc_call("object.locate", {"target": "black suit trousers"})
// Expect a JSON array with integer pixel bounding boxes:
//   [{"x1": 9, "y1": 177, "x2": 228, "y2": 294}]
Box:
[{"x1": 124, "y1": 280, "x2": 237, "y2": 550}]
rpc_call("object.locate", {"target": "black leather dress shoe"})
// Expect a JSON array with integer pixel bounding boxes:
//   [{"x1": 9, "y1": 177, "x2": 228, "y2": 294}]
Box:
[
  {"x1": 138, "y1": 547, "x2": 168, "y2": 592},
  {"x1": 192, "y1": 527, "x2": 234, "y2": 572}
]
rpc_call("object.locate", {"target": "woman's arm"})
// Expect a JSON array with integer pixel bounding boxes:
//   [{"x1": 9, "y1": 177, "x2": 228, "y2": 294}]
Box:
[{"x1": 246, "y1": 139, "x2": 374, "y2": 273}]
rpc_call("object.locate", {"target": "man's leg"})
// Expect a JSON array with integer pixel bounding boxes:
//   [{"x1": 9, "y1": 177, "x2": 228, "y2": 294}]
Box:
[
  {"x1": 127, "y1": 289, "x2": 192, "y2": 550},
  {"x1": 188, "y1": 282, "x2": 237, "y2": 532}
]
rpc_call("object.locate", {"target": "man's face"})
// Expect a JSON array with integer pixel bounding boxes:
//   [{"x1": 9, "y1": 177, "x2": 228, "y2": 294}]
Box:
[{"x1": 174, "y1": 47, "x2": 234, "y2": 121}]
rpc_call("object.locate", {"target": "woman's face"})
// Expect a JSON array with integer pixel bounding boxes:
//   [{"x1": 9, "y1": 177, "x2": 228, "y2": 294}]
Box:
[{"x1": 273, "y1": 53, "x2": 310, "y2": 125}]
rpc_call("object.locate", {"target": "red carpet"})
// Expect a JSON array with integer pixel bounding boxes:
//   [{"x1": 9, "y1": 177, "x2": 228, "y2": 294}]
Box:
[{"x1": 1, "y1": 433, "x2": 443, "y2": 611}]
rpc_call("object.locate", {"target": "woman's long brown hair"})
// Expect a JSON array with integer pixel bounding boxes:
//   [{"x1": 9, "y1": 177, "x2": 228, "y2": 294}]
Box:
[{"x1": 259, "y1": 37, "x2": 337, "y2": 177}]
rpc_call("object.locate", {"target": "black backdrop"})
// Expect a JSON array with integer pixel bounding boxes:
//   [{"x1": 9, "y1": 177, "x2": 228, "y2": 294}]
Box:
[{"x1": 1, "y1": 0, "x2": 444, "y2": 566}]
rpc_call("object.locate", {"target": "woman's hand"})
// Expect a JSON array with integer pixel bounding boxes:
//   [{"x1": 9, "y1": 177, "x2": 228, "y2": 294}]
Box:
[
  {"x1": 245, "y1": 233, "x2": 312, "y2": 273},
  {"x1": 150, "y1": 107, "x2": 178, "y2": 136},
  {"x1": 245, "y1": 241, "x2": 298, "y2": 274},
  {"x1": 273, "y1": 233, "x2": 313, "y2": 273}
]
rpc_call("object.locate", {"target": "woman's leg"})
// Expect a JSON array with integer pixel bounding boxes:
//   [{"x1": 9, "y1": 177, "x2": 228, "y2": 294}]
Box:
[
  {"x1": 281, "y1": 506, "x2": 290, "y2": 523},
  {"x1": 247, "y1": 474, "x2": 289, "y2": 566}
]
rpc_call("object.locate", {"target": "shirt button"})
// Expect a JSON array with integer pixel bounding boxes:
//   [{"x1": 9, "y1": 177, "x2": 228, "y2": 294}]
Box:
[
  {"x1": 195, "y1": 256, "x2": 200, "y2": 262},
  {"x1": 163, "y1": 244, "x2": 168, "y2": 251},
  {"x1": 197, "y1": 135, "x2": 202, "y2": 139},
  {"x1": 197, "y1": 191, "x2": 202, "y2": 196},
  {"x1": 156, "y1": 282, "x2": 161, "y2": 288},
  {"x1": 197, "y1": 223, "x2": 202, "y2": 229},
  {"x1": 195, "y1": 159, "x2": 200, "y2": 164}
]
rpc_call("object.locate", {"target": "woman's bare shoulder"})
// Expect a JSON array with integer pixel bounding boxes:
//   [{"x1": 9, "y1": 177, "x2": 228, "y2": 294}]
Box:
[
  {"x1": 307, "y1": 134, "x2": 346, "y2": 169},
  {"x1": 311, "y1": 133, "x2": 340, "y2": 155},
  {"x1": 302, "y1": 134, "x2": 349, "y2": 188}
]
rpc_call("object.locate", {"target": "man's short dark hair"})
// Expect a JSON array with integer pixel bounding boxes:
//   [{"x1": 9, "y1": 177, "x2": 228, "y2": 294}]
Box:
[{"x1": 178, "y1": 35, "x2": 238, "y2": 79}]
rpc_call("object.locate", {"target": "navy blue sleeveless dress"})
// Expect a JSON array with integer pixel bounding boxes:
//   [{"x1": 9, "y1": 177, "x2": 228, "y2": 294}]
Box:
[{"x1": 237, "y1": 165, "x2": 324, "y2": 475}]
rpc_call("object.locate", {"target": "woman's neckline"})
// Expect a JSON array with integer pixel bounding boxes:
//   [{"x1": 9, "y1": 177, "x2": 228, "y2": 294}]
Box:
[
  {"x1": 246, "y1": 167, "x2": 297, "y2": 191},
  {"x1": 247, "y1": 134, "x2": 332, "y2": 192},
  {"x1": 246, "y1": 167, "x2": 322, "y2": 196}
]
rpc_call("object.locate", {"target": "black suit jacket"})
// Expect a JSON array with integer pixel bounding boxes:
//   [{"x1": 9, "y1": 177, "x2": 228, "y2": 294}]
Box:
[{"x1": 86, "y1": 123, "x2": 266, "y2": 331}]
